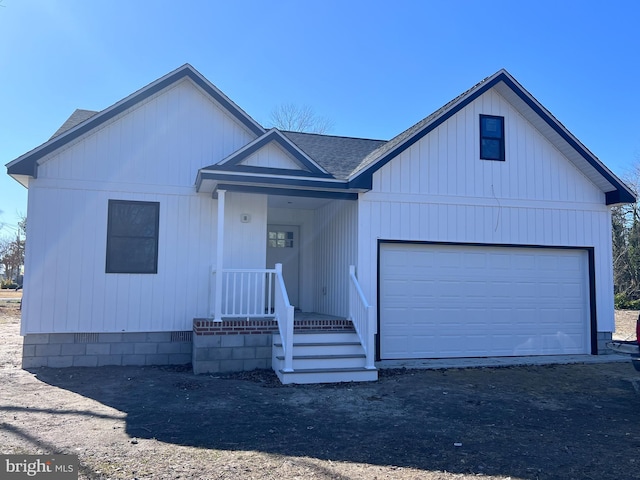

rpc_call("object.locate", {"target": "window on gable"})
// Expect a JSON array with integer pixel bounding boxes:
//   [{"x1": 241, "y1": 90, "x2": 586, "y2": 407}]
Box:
[
  {"x1": 106, "y1": 200, "x2": 160, "y2": 274},
  {"x1": 480, "y1": 115, "x2": 505, "y2": 161}
]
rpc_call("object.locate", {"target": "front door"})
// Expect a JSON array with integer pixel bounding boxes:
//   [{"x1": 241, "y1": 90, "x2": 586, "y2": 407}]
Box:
[{"x1": 266, "y1": 225, "x2": 300, "y2": 308}]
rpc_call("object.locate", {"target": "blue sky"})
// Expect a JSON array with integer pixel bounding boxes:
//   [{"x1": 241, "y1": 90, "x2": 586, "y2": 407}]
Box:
[{"x1": 1, "y1": 0, "x2": 639, "y2": 235}]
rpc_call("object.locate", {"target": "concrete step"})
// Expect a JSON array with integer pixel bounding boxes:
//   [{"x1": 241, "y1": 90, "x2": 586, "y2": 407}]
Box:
[{"x1": 276, "y1": 367, "x2": 378, "y2": 385}]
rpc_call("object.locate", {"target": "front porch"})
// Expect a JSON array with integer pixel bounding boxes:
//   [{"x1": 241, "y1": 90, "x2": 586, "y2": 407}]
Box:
[
  {"x1": 194, "y1": 170, "x2": 379, "y2": 384},
  {"x1": 193, "y1": 265, "x2": 378, "y2": 384}
]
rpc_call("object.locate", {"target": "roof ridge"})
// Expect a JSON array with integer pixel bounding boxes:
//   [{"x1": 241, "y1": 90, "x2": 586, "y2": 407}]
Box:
[{"x1": 282, "y1": 130, "x2": 387, "y2": 142}]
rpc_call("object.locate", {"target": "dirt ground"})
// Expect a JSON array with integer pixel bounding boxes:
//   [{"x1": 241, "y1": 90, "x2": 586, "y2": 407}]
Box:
[{"x1": 1, "y1": 301, "x2": 640, "y2": 480}]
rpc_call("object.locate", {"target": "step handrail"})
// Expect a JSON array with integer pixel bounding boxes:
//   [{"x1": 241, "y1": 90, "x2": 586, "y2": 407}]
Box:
[
  {"x1": 274, "y1": 264, "x2": 294, "y2": 372},
  {"x1": 348, "y1": 265, "x2": 375, "y2": 369}
]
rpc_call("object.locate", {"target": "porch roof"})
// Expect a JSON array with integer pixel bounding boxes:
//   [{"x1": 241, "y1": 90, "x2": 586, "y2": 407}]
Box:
[{"x1": 195, "y1": 129, "x2": 384, "y2": 199}]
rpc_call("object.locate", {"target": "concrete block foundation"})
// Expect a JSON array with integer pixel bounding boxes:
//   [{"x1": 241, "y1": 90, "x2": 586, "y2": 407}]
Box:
[{"x1": 22, "y1": 331, "x2": 193, "y2": 368}]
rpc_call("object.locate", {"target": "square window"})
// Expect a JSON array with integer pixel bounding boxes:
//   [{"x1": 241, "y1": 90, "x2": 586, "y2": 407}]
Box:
[
  {"x1": 480, "y1": 115, "x2": 505, "y2": 161},
  {"x1": 106, "y1": 200, "x2": 159, "y2": 274}
]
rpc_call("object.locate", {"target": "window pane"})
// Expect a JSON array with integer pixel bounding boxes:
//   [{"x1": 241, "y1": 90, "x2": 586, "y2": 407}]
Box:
[
  {"x1": 110, "y1": 203, "x2": 158, "y2": 237},
  {"x1": 481, "y1": 139, "x2": 502, "y2": 160},
  {"x1": 106, "y1": 200, "x2": 159, "y2": 274},
  {"x1": 108, "y1": 237, "x2": 157, "y2": 273},
  {"x1": 481, "y1": 117, "x2": 502, "y2": 138}
]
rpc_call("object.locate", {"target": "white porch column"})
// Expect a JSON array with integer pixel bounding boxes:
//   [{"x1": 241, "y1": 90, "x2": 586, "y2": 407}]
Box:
[{"x1": 213, "y1": 189, "x2": 226, "y2": 322}]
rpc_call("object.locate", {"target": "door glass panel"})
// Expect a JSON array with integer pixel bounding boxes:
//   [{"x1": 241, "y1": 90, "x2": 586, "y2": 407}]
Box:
[{"x1": 268, "y1": 231, "x2": 294, "y2": 248}]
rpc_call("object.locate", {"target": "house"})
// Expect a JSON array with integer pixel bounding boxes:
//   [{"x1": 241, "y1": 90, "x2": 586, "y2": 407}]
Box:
[{"x1": 6, "y1": 65, "x2": 634, "y2": 384}]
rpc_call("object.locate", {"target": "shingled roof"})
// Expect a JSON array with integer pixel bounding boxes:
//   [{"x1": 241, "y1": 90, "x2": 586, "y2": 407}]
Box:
[
  {"x1": 50, "y1": 109, "x2": 99, "y2": 139},
  {"x1": 7, "y1": 65, "x2": 634, "y2": 205},
  {"x1": 282, "y1": 131, "x2": 386, "y2": 179}
]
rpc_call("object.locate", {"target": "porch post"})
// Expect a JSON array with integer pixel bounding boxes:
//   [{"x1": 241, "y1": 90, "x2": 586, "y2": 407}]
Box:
[{"x1": 214, "y1": 189, "x2": 226, "y2": 322}]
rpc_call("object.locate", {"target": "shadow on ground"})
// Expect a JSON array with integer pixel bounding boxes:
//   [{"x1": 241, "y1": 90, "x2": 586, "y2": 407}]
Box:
[{"x1": 27, "y1": 362, "x2": 640, "y2": 479}]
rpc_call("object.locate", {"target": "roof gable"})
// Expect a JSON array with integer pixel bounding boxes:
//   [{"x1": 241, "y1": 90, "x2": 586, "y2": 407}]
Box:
[
  {"x1": 207, "y1": 129, "x2": 331, "y2": 177},
  {"x1": 348, "y1": 69, "x2": 635, "y2": 205},
  {"x1": 6, "y1": 64, "x2": 265, "y2": 178}
]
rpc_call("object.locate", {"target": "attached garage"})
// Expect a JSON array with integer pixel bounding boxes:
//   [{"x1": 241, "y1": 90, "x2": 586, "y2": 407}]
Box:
[{"x1": 379, "y1": 242, "x2": 594, "y2": 360}]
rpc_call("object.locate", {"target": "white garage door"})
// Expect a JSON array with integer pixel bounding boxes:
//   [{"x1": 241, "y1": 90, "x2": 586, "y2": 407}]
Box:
[{"x1": 379, "y1": 243, "x2": 591, "y2": 360}]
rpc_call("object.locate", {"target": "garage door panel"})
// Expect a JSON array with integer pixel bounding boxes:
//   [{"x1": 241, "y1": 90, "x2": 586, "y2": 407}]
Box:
[{"x1": 380, "y1": 244, "x2": 590, "y2": 359}]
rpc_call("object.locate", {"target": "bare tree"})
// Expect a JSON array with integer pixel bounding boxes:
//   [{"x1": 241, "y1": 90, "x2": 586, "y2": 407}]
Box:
[
  {"x1": 612, "y1": 161, "x2": 640, "y2": 305},
  {"x1": 0, "y1": 216, "x2": 25, "y2": 286},
  {"x1": 268, "y1": 103, "x2": 334, "y2": 134}
]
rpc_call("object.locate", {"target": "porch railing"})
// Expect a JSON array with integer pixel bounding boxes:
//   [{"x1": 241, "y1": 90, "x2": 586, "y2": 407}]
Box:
[
  {"x1": 348, "y1": 265, "x2": 375, "y2": 369},
  {"x1": 211, "y1": 263, "x2": 294, "y2": 371},
  {"x1": 211, "y1": 267, "x2": 275, "y2": 319}
]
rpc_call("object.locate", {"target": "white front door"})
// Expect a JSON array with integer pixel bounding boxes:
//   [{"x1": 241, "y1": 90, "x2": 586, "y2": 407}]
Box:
[{"x1": 266, "y1": 225, "x2": 300, "y2": 308}]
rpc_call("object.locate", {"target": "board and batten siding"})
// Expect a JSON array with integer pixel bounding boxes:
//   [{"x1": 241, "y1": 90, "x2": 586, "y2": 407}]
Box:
[
  {"x1": 314, "y1": 200, "x2": 358, "y2": 318},
  {"x1": 37, "y1": 79, "x2": 255, "y2": 187},
  {"x1": 357, "y1": 88, "x2": 616, "y2": 332},
  {"x1": 242, "y1": 142, "x2": 303, "y2": 170},
  {"x1": 22, "y1": 184, "x2": 218, "y2": 334},
  {"x1": 21, "y1": 78, "x2": 262, "y2": 335},
  {"x1": 222, "y1": 192, "x2": 267, "y2": 270}
]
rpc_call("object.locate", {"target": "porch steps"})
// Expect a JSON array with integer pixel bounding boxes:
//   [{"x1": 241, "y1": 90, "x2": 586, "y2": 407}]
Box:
[{"x1": 272, "y1": 331, "x2": 378, "y2": 384}]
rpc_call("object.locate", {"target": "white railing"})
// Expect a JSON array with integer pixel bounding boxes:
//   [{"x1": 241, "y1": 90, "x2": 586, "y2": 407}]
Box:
[
  {"x1": 211, "y1": 267, "x2": 276, "y2": 319},
  {"x1": 273, "y1": 264, "x2": 294, "y2": 372},
  {"x1": 348, "y1": 265, "x2": 375, "y2": 369},
  {"x1": 210, "y1": 263, "x2": 294, "y2": 372}
]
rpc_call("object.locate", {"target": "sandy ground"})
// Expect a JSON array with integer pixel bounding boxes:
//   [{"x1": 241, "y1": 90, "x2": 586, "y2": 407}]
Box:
[
  {"x1": 613, "y1": 310, "x2": 638, "y2": 341},
  {"x1": 0, "y1": 290, "x2": 22, "y2": 299},
  {"x1": 1, "y1": 302, "x2": 640, "y2": 480}
]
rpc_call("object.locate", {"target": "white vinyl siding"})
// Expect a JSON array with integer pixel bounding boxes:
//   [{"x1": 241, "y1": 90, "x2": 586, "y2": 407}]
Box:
[
  {"x1": 22, "y1": 184, "x2": 217, "y2": 334},
  {"x1": 37, "y1": 79, "x2": 255, "y2": 187},
  {"x1": 314, "y1": 200, "x2": 358, "y2": 317},
  {"x1": 21, "y1": 188, "x2": 271, "y2": 334},
  {"x1": 358, "y1": 88, "x2": 614, "y2": 333},
  {"x1": 222, "y1": 192, "x2": 268, "y2": 270},
  {"x1": 241, "y1": 142, "x2": 305, "y2": 170},
  {"x1": 21, "y1": 78, "x2": 267, "y2": 335}
]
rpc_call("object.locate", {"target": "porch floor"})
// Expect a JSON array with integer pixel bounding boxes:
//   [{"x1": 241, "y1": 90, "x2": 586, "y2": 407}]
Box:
[{"x1": 294, "y1": 311, "x2": 347, "y2": 321}]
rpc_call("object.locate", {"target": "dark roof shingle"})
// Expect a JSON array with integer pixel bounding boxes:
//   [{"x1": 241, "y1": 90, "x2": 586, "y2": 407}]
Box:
[
  {"x1": 282, "y1": 131, "x2": 386, "y2": 179},
  {"x1": 50, "y1": 109, "x2": 99, "y2": 139}
]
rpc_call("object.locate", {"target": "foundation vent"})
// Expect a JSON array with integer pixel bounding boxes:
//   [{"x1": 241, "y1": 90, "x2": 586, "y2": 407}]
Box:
[
  {"x1": 74, "y1": 333, "x2": 99, "y2": 343},
  {"x1": 171, "y1": 331, "x2": 192, "y2": 343}
]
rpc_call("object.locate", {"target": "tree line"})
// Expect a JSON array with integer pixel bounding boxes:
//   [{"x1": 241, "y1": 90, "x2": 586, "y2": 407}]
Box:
[{"x1": 612, "y1": 166, "x2": 640, "y2": 308}]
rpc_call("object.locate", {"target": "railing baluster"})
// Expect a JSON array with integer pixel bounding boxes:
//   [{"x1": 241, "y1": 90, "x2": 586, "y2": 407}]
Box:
[
  {"x1": 210, "y1": 267, "x2": 294, "y2": 372},
  {"x1": 211, "y1": 269, "x2": 283, "y2": 319},
  {"x1": 224, "y1": 272, "x2": 230, "y2": 316}
]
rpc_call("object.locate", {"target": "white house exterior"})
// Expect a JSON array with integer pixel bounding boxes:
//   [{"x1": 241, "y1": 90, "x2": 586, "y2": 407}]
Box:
[{"x1": 6, "y1": 65, "x2": 634, "y2": 384}]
